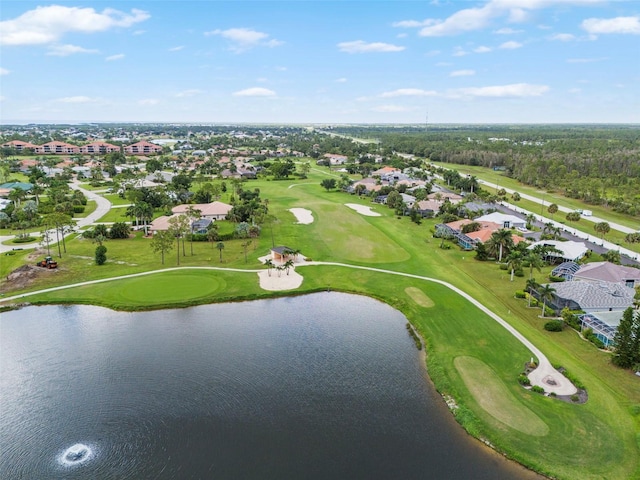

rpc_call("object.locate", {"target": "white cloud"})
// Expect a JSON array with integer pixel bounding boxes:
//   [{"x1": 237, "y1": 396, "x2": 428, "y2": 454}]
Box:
[
  {"x1": 1, "y1": 5, "x2": 149, "y2": 46},
  {"x1": 138, "y1": 98, "x2": 159, "y2": 106},
  {"x1": 567, "y1": 57, "x2": 607, "y2": 63},
  {"x1": 371, "y1": 105, "x2": 414, "y2": 112},
  {"x1": 47, "y1": 44, "x2": 99, "y2": 56},
  {"x1": 0, "y1": 68, "x2": 9, "y2": 76},
  {"x1": 205, "y1": 28, "x2": 283, "y2": 52},
  {"x1": 176, "y1": 89, "x2": 203, "y2": 97},
  {"x1": 232, "y1": 87, "x2": 276, "y2": 97},
  {"x1": 474, "y1": 46, "x2": 492, "y2": 53},
  {"x1": 106, "y1": 53, "x2": 125, "y2": 61},
  {"x1": 453, "y1": 47, "x2": 468, "y2": 56},
  {"x1": 549, "y1": 33, "x2": 575, "y2": 41},
  {"x1": 336, "y1": 78, "x2": 348, "y2": 83},
  {"x1": 169, "y1": 46, "x2": 185, "y2": 52},
  {"x1": 338, "y1": 40, "x2": 405, "y2": 53},
  {"x1": 55, "y1": 96, "x2": 98, "y2": 104},
  {"x1": 392, "y1": 19, "x2": 438, "y2": 28},
  {"x1": 380, "y1": 88, "x2": 437, "y2": 97},
  {"x1": 494, "y1": 27, "x2": 523, "y2": 34},
  {"x1": 412, "y1": 0, "x2": 603, "y2": 37},
  {"x1": 425, "y1": 50, "x2": 441, "y2": 56},
  {"x1": 133, "y1": 30, "x2": 146, "y2": 36},
  {"x1": 568, "y1": 88, "x2": 582, "y2": 94},
  {"x1": 0, "y1": 96, "x2": 5, "y2": 102},
  {"x1": 450, "y1": 69, "x2": 476, "y2": 77},
  {"x1": 582, "y1": 16, "x2": 640, "y2": 35},
  {"x1": 452, "y1": 83, "x2": 549, "y2": 98},
  {"x1": 499, "y1": 41, "x2": 523, "y2": 49}
]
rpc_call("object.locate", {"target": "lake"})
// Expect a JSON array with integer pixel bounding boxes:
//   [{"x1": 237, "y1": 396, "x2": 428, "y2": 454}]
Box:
[{"x1": 0, "y1": 292, "x2": 541, "y2": 479}]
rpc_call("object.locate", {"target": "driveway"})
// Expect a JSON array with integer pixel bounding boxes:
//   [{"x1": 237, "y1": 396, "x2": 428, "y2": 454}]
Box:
[{"x1": 0, "y1": 181, "x2": 112, "y2": 254}]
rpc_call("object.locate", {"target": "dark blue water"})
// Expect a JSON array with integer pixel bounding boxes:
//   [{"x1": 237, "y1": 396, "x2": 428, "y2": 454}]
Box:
[{"x1": 0, "y1": 293, "x2": 540, "y2": 479}]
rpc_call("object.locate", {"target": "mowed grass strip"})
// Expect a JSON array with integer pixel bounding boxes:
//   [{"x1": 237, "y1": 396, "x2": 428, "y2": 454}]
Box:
[
  {"x1": 454, "y1": 356, "x2": 549, "y2": 436},
  {"x1": 405, "y1": 287, "x2": 434, "y2": 307}
]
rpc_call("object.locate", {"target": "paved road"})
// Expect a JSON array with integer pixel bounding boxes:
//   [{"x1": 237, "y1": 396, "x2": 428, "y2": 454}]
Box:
[
  {"x1": 477, "y1": 178, "x2": 638, "y2": 235},
  {"x1": 0, "y1": 262, "x2": 577, "y2": 396},
  {"x1": 0, "y1": 182, "x2": 112, "y2": 253},
  {"x1": 434, "y1": 172, "x2": 639, "y2": 262}
]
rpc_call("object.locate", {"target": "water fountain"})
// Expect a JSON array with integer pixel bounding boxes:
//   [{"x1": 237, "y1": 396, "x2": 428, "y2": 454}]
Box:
[{"x1": 59, "y1": 443, "x2": 93, "y2": 466}]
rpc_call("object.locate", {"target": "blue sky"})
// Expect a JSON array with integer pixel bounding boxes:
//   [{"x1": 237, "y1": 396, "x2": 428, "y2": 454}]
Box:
[{"x1": 1, "y1": 1, "x2": 639, "y2": 124}]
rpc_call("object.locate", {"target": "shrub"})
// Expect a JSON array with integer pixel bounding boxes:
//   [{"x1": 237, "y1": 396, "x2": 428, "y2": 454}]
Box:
[
  {"x1": 73, "y1": 205, "x2": 85, "y2": 213},
  {"x1": 571, "y1": 395, "x2": 579, "y2": 402},
  {"x1": 544, "y1": 320, "x2": 564, "y2": 332},
  {"x1": 531, "y1": 385, "x2": 545, "y2": 394},
  {"x1": 548, "y1": 275, "x2": 565, "y2": 282},
  {"x1": 12, "y1": 236, "x2": 35, "y2": 244},
  {"x1": 95, "y1": 245, "x2": 107, "y2": 265},
  {"x1": 499, "y1": 263, "x2": 508, "y2": 270},
  {"x1": 517, "y1": 374, "x2": 530, "y2": 386},
  {"x1": 515, "y1": 290, "x2": 526, "y2": 299},
  {"x1": 109, "y1": 222, "x2": 130, "y2": 239},
  {"x1": 514, "y1": 268, "x2": 525, "y2": 277}
]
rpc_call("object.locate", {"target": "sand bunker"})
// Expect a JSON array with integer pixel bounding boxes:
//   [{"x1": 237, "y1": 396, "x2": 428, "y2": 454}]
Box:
[
  {"x1": 345, "y1": 203, "x2": 381, "y2": 217},
  {"x1": 258, "y1": 269, "x2": 304, "y2": 291},
  {"x1": 289, "y1": 208, "x2": 314, "y2": 224}
]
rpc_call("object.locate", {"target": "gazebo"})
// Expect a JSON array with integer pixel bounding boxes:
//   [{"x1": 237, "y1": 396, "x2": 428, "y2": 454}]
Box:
[{"x1": 271, "y1": 246, "x2": 295, "y2": 264}]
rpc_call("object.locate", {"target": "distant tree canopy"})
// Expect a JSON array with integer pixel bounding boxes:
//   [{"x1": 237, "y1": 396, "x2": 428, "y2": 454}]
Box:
[{"x1": 327, "y1": 125, "x2": 640, "y2": 218}]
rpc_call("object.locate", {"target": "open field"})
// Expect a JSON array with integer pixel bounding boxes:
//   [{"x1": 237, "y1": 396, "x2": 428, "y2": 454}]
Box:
[{"x1": 1, "y1": 169, "x2": 639, "y2": 480}]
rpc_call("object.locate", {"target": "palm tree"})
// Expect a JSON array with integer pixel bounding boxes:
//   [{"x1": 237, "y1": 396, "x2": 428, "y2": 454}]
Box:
[
  {"x1": 538, "y1": 284, "x2": 556, "y2": 318},
  {"x1": 526, "y1": 278, "x2": 539, "y2": 307},
  {"x1": 506, "y1": 250, "x2": 523, "y2": 282},
  {"x1": 525, "y1": 213, "x2": 536, "y2": 229},
  {"x1": 216, "y1": 241, "x2": 225, "y2": 262},
  {"x1": 524, "y1": 251, "x2": 544, "y2": 279},
  {"x1": 594, "y1": 221, "x2": 610, "y2": 240},
  {"x1": 542, "y1": 222, "x2": 555, "y2": 236},
  {"x1": 185, "y1": 205, "x2": 202, "y2": 256},
  {"x1": 487, "y1": 229, "x2": 513, "y2": 262},
  {"x1": 283, "y1": 259, "x2": 294, "y2": 275},
  {"x1": 264, "y1": 258, "x2": 274, "y2": 276}
]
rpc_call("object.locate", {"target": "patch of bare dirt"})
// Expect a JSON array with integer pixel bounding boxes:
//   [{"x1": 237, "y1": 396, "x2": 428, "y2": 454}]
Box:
[{"x1": 1, "y1": 263, "x2": 58, "y2": 293}]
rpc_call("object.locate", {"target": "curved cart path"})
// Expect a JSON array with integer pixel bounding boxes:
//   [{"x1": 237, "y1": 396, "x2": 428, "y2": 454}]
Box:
[{"x1": 0, "y1": 261, "x2": 576, "y2": 395}]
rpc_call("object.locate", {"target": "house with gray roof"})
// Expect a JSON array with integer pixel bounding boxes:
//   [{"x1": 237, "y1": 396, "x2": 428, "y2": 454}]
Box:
[
  {"x1": 537, "y1": 280, "x2": 635, "y2": 316},
  {"x1": 574, "y1": 261, "x2": 640, "y2": 289}
]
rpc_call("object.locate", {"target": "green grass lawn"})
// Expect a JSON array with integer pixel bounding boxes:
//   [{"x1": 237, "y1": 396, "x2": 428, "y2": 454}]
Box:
[
  {"x1": 2, "y1": 170, "x2": 639, "y2": 480},
  {"x1": 72, "y1": 200, "x2": 98, "y2": 218}
]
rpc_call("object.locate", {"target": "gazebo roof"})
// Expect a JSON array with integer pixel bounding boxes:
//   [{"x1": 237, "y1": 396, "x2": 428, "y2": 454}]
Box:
[{"x1": 271, "y1": 246, "x2": 293, "y2": 255}]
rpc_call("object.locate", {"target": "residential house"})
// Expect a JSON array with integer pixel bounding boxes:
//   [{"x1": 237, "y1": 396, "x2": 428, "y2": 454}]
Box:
[
  {"x1": 528, "y1": 240, "x2": 588, "y2": 263},
  {"x1": 475, "y1": 212, "x2": 526, "y2": 229},
  {"x1": 413, "y1": 199, "x2": 441, "y2": 218},
  {"x1": 436, "y1": 219, "x2": 526, "y2": 250},
  {"x1": 535, "y1": 280, "x2": 635, "y2": 316},
  {"x1": 172, "y1": 201, "x2": 232, "y2": 221},
  {"x1": 573, "y1": 261, "x2": 640, "y2": 289},
  {"x1": 579, "y1": 311, "x2": 626, "y2": 347},
  {"x1": 323, "y1": 153, "x2": 348, "y2": 165},
  {"x1": 428, "y1": 192, "x2": 463, "y2": 204}
]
